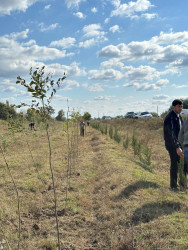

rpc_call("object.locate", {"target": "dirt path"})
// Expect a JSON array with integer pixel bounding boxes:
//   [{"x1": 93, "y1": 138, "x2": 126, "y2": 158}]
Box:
[{"x1": 58, "y1": 126, "x2": 151, "y2": 249}]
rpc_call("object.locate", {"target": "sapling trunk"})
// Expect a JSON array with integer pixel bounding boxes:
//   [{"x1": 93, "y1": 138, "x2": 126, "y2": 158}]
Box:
[
  {"x1": 65, "y1": 106, "x2": 70, "y2": 210},
  {"x1": 42, "y1": 101, "x2": 60, "y2": 250}
]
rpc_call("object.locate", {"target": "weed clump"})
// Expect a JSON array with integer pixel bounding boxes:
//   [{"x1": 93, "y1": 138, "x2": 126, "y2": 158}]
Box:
[
  {"x1": 114, "y1": 126, "x2": 121, "y2": 143},
  {"x1": 109, "y1": 126, "x2": 113, "y2": 139},
  {"x1": 123, "y1": 134, "x2": 129, "y2": 150},
  {"x1": 139, "y1": 145, "x2": 152, "y2": 167},
  {"x1": 132, "y1": 132, "x2": 141, "y2": 156}
]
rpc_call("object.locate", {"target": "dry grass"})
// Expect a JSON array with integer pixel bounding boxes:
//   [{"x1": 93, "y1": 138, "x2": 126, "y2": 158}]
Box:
[{"x1": 0, "y1": 118, "x2": 188, "y2": 249}]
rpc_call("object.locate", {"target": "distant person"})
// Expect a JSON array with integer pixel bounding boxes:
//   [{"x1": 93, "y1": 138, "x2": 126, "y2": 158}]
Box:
[
  {"x1": 178, "y1": 114, "x2": 188, "y2": 176},
  {"x1": 80, "y1": 120, "x2": 85, "y2": 136},
  {"x1": 29, "y1": 122, "x2": 35, "y2": 131},
  {"x1": 87, "y1": 121, "x2": 90, "y2": 126},
  {"x1": 164, "y1": 99, "x2": 183, "y2": 190}
]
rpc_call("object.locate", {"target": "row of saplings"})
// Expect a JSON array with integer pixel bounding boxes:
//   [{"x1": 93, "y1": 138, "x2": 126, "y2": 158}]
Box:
[
  {"x1": 91, "y1": 121, "x2": 187, "y2": 188},
  {"x1": 91, "y1": 122, "x2": 152, "y2": 168}
]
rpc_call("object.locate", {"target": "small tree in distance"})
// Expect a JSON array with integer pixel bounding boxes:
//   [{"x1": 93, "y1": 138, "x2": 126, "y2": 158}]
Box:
[
  {"x1": 56, "y1": 109, "x2": 66, "y2": 121},
  {"x1": 82, "y1": 111, "x2": 91, "y2": 121}
]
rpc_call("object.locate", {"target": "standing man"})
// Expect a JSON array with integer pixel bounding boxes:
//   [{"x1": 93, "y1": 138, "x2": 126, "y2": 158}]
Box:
[
  {"x1": 164, "y1": 99, "x2": 183, "y2": 190},
  {"x1": 80, "y1": 120, "x2": 85, "y2": 136}
]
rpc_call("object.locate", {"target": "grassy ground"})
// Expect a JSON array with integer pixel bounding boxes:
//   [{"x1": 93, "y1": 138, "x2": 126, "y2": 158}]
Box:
[{"x1": 0, "y1": 118, "x2": 188, "y2": 249}]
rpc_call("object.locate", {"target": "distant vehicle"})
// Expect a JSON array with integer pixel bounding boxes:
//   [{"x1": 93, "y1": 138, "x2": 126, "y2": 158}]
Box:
[
  {"x1": 125, "y1": 112, "x2": 136, "y2": 118},
  {"x1": 103, "y1": 116, "x2": 111, "y2": 120},
  {"x1": 134, "y1": 112, "x2": 153, "y2": 119},
  {"x1": 182, "y1": 109, "x2": 188, "y2": 115}
]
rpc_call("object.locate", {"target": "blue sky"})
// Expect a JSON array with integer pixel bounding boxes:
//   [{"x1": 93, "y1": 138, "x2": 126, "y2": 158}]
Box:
[{"x1": 0, "y1": 0, "x2": 188, "y2": 118}]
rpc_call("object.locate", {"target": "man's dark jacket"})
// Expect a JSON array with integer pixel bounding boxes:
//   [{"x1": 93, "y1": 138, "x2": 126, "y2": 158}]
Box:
[{"x1": 164, "y1": 110, "x2": 183, "y2": 150}]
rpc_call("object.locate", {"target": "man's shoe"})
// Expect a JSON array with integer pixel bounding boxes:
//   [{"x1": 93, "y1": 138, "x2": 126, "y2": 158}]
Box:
[{"x1": 170, "y1": 187, "x2": 178, "y2": 192}]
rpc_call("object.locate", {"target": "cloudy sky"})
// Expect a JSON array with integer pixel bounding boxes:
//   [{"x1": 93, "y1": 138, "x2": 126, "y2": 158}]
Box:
[{"x1": 1, "y1": 0, "x2": 188, "y2": 117}]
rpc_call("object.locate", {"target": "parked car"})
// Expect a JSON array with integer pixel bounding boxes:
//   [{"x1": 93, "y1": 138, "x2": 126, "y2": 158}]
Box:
[
  {"x1": 103, "y1": 116, "x2": 112, "y2": 120},
  {"x1": 134, "y1": 112, "x2": 153, "y2": 119},
  {"x1": 124, "y1": 112, "x2": 136, "y2": 118}
]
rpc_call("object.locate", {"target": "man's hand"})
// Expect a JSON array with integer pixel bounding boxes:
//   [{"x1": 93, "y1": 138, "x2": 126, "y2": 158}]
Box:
[{"x1": 176, "y1": 148, "x2": 184, "y2": 157}]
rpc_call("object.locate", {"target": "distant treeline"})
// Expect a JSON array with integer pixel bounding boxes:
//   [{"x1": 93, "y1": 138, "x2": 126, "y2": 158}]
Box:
[
  {"x1": 0, "y1": 101, "x2": 92, "y2": 123},
  {"x1": 0, "y1": 101, "x2": 18, "y2": 120}
]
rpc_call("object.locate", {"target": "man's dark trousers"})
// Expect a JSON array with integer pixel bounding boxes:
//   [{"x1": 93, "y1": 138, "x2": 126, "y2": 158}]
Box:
[
  {"x1": 168, "y1": 147, "x2": 188, "y2": 188},
  {"x1": 167, "y1": 148, "x2": 179, "y2": 188}
]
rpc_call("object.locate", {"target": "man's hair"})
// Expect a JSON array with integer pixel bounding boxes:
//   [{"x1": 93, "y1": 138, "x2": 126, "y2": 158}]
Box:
[{"x1": 172, "y1": 99, "x2": 183, "y2": 106}]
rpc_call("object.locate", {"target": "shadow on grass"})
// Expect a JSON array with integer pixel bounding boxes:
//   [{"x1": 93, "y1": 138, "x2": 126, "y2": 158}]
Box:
[
  {"x1": 116, "y1": 180, "x2": 160, "y2": 199},
  {"x1": 131, "y1": 201, "x2": 182, "y2": 225}
]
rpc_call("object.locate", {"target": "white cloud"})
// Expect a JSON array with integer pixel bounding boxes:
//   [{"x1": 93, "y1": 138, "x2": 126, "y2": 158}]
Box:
[
  {"x1": 124, "y1": 65, "x2": 160, "y2": 81},
  {"x1": 50, "y1": 37, "x2": 76, "y2": 48},
  {"x1": 111, "y1": 0, "x2": 154, "y2": 18},
  {"x1": 88, "y1": 69, "x2": 123, "y2": 81},
  {"x1": 79, "y1": 38, "x2": 96, "y2": 48},
  {"x1": 111, "y1": 0, "x2": 121, "y2": 8},
  {"x1": 100, "y1": 59, "x2": 124, "y2": 69},
  {"x1": 152, "y1": 94, "x2": 170, "y2": 100},
  {"x1": 14, "y1": 90, "x2": 27, "y2": 97},
  {"x1": 82, "y1": 83, "x2": 88, "y2": 88},
  {"x1": 46, "y1": 62, "x2": 86, "y2": 77},
  {"x1": 60, "y1": 79, "x2": 80, "y2": 90},
  {"x1": 104, "y1": 18, "x2": 110, "y2": 24},
  {"x1": 5, "y1": 29, "x2": 29, "y2": 40},
  {"x1": 0, "y1": 0, "x2": 41, "y2": 15},
  {"x1": 38, "y1": 23, "x2": 59, "y2": 32},
  {"x1": 1, "y1": 97, "x2": 15, "y2": 103},
  {"x1": 3, "y1": 86, "x2": 17, "y2": 92},
  {"x1": 91, "y1": 7, "x2": 97, "y2": 13},
  {"x1": 151, "y1": 31, "x2": 188, "y2": 44},
  {"x1": 88, "y1": 83, "x2": 104, "y2": 92},
  {"x1": 65, "y1": 0, "x2": 86, "y2": 8},
  {"x1": 83, "y1": 24, "x2": 105, "y2": 38},
  {"x1": 44, "y1": 4, "x2": 51, "y2": 10},
  {"x1": 141, "y1": 13, "x2": 158, "y2": 20},
  {"x1": 172, "y1": 84, "x2": 188, "y2": 88},
  {"x1": 99, "y1": 31, "x2": 188, "y2": 68},
  {"x1": 94, "y1": 96, "x2": 112, "y2": 101},
  {"x1": 0, "y1": 30, "x2": 80, "y2": 78},
  {"x1": 123, "y1": 76, "x2": 168, "y2": 91},
  {"x1": 109, "y1": 25, "x2": 120, "y2": 33},
  {"x1": 53, "y1": 95, "x2": 72, "y2": 101},
  {"x1": 137, "y1": 83, "x2": 160, "y2": 91},
  {"x1": 79, "y1": 24, "x2": 108, "y2": 48},
  {"x1": 1, "y1": 79, "x2": 16, "y2": 86},
  {"x1": 123, "y1": 81, "x2": 141, "y2": 88},
  {"x1": 73, "y1": 12, "x2": 86, "y2": 19},
  {"x1": 155, "y1": 79, "x2": 169, "y2": 86}
]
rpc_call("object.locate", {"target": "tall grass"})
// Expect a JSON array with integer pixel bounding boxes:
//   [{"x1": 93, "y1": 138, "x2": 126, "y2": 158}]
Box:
[{"x1": 0, "y1": 145, "x2": 21, "y2": 250}]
